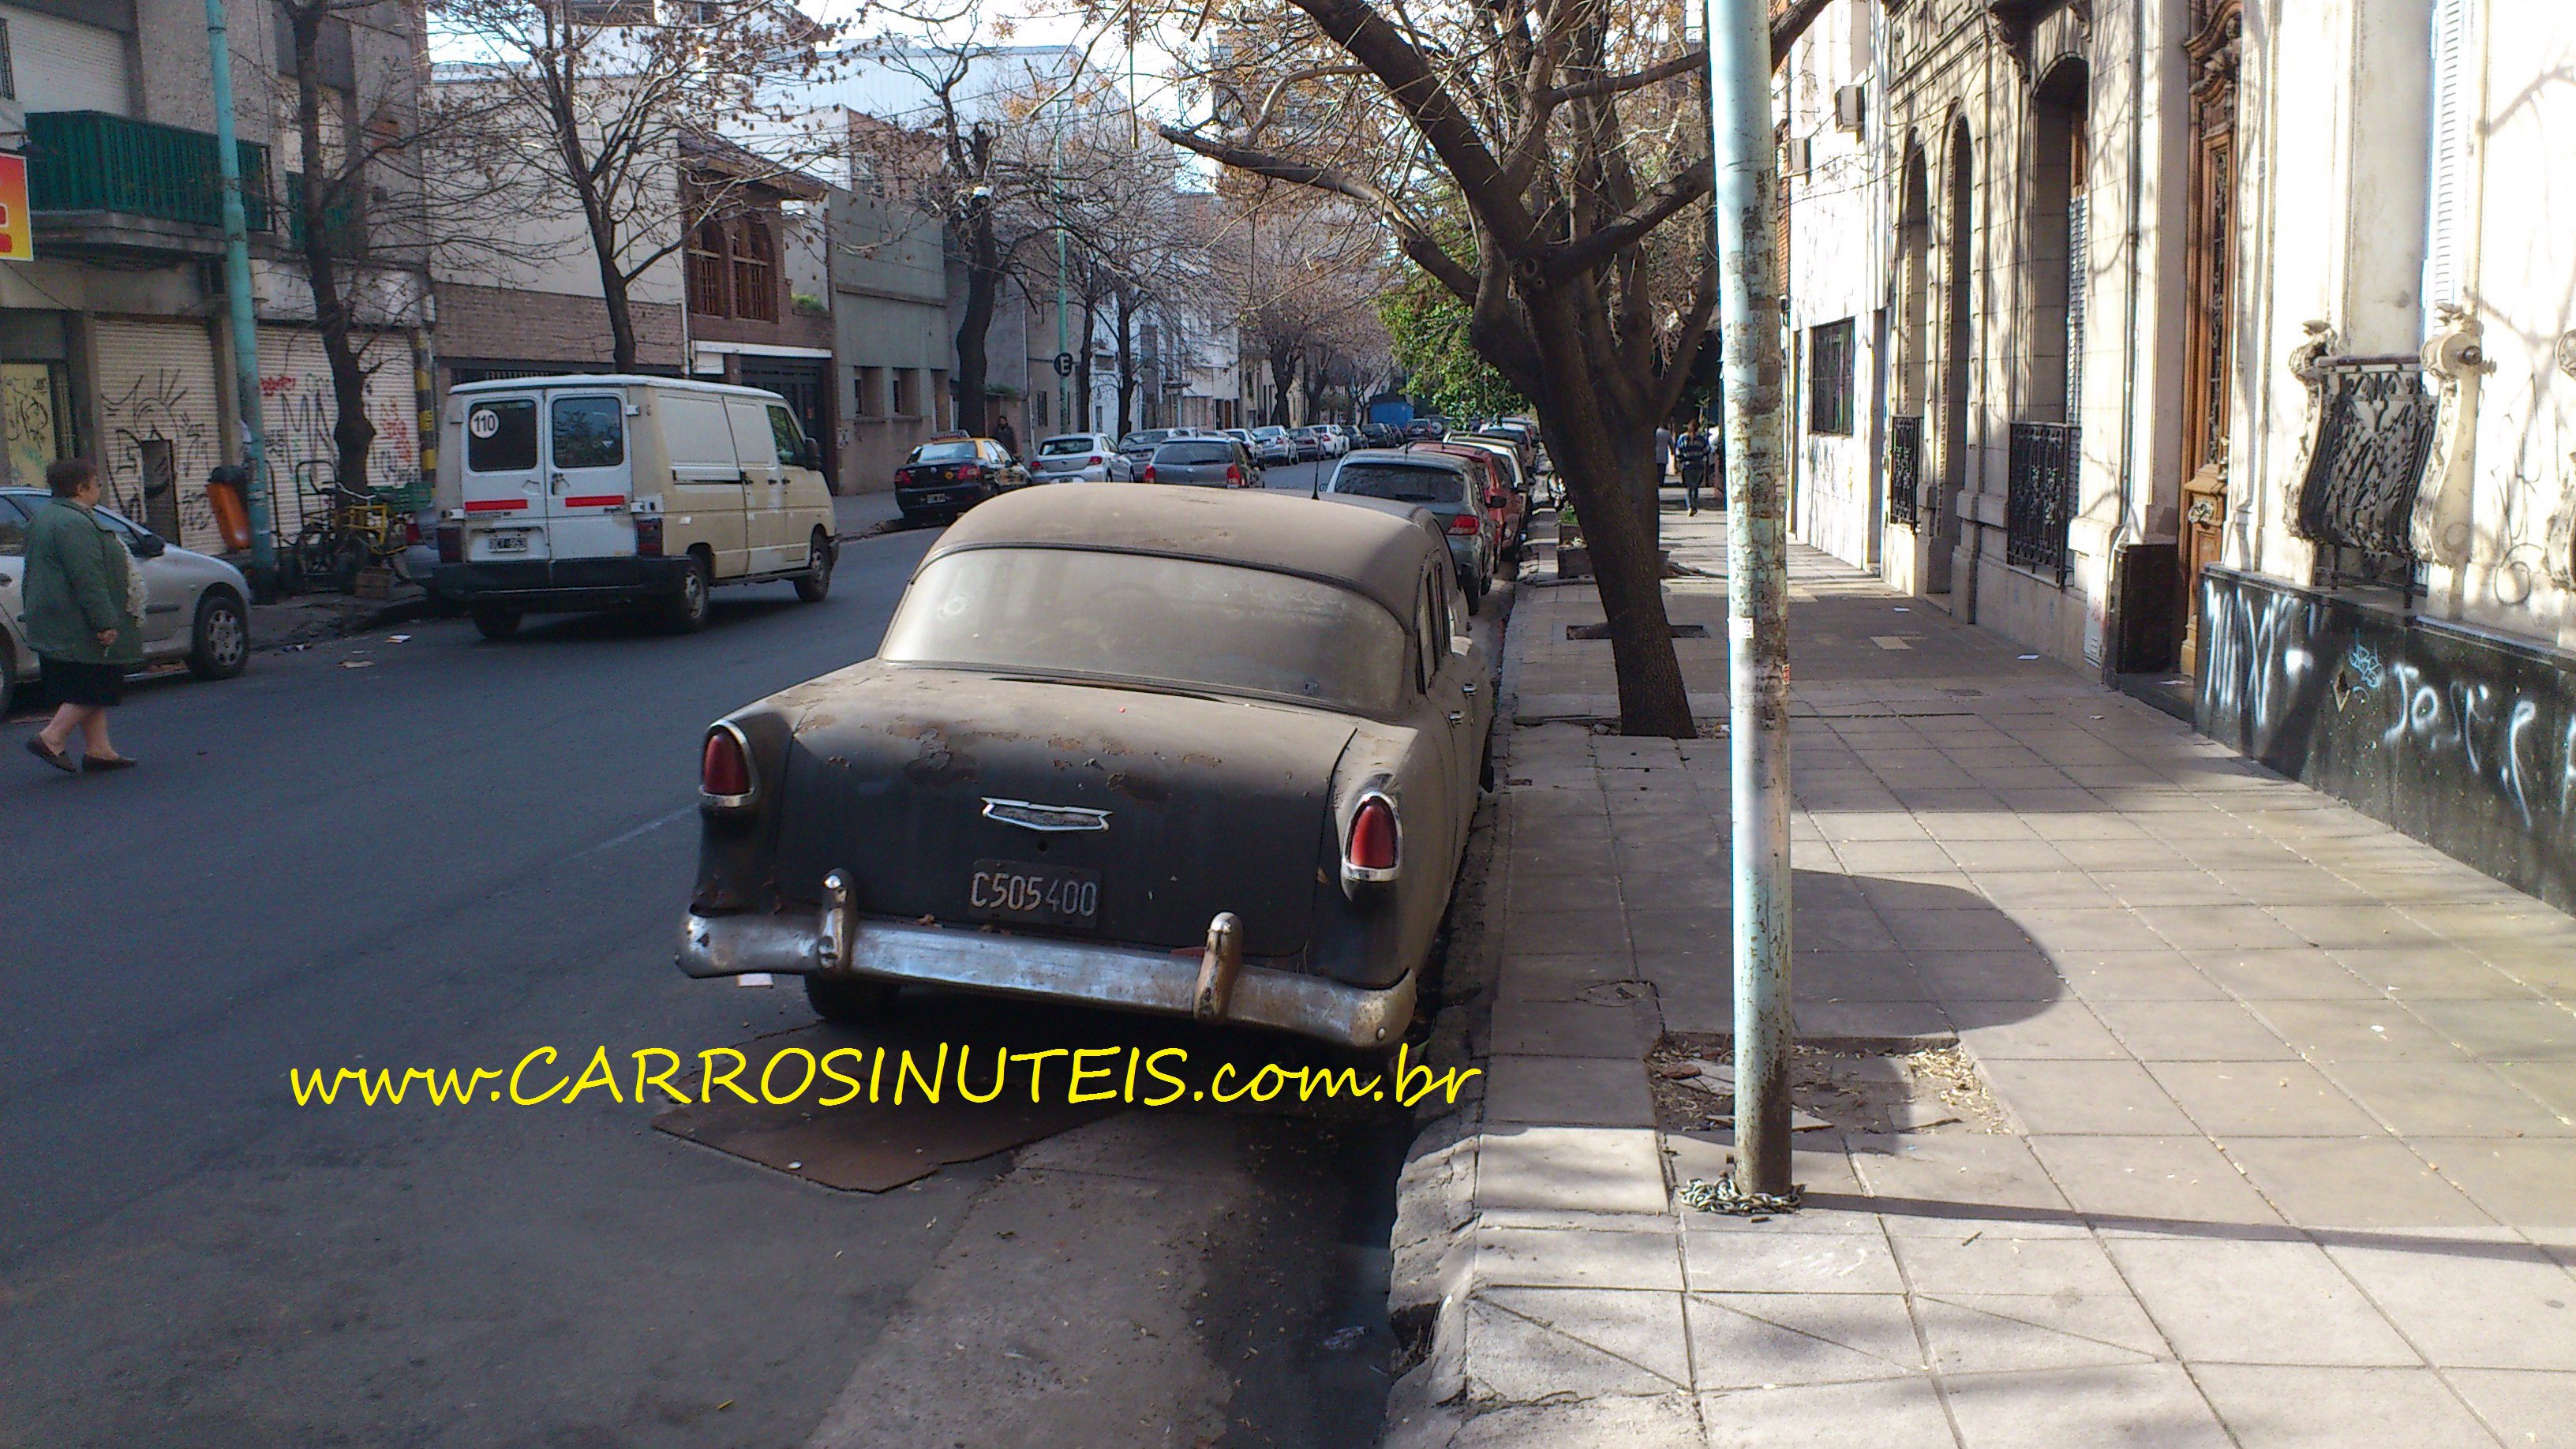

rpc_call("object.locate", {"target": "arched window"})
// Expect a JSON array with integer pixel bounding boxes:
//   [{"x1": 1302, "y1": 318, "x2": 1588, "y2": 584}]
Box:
[
  {"x1": 2027, "y1": 61, "x2": 2090, "y2": 424},
  {"x1": 687, "y1": 217, "x2": 728, "y2": 316}
]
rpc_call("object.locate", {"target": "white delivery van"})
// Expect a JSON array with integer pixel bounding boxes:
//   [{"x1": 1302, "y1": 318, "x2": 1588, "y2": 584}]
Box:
[{"x1": 431, "y1": 375, "x2": 837, "y2": 638}]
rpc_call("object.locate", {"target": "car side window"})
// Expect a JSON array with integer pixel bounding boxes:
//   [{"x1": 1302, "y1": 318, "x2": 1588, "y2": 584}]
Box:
[
  {"x1": 766, "y1": 404, "x2": 804, "y2": 462},
  {"x1": 1413, "y1": 574, "x2": 1440, "y2": 695},
  {"x1": 0, "y1": 496, "x2": 27, "y2": 556},
  {"x1": 1428, "y1": 568, "x2": 1454, "y2": 666}
]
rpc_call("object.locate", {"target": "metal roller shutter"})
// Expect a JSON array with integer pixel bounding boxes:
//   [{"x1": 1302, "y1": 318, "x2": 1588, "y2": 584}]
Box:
[
  {"x1": 91, "y1": 320, "x2": 227, "y2": 553},
  {"x1": 256, "y1": 328, "x2": 423, "y2": 535}
]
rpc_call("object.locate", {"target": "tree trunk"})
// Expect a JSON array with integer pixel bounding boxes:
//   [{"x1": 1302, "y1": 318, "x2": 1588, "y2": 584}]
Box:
[
  {"x1": 1267, "y1": 346, "x2": 1296, "y2": 425},
  {"x1": 953, "y1": 200, "x2": 998, "y2": 436},
  {"x1": 1526, "y1": 290, "x2": 1694, "y2": 738},
  {"x1": 289, "y1": 6, "x2": 376, "y2": 496},
  {"x1": 1114, "y1": 287, "x2": 1138, "y2": 437},
  {"x1": 1076, "y1": 287, "x2": 1099, "y2": 434}
]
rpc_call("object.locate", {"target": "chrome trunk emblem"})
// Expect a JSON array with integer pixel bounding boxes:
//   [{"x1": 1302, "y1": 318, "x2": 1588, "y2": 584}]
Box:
[{"x1": 980, "y1": 797, "x2": 1112, "y2": 833}]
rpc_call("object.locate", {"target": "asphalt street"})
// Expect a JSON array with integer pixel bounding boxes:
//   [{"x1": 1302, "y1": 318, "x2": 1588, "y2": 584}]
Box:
[{"x1": 2, "y1": 460, "x2": 1406, "y2": 1448}]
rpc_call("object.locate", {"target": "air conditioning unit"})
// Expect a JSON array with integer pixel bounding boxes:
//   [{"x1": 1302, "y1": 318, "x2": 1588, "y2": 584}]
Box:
[
  {"x1": 1834, "y1": 84, "x2": 1867, "y2": 132},
  {"x1": 1782, "y1": 137, "x2": 1814, "y2": 176}
]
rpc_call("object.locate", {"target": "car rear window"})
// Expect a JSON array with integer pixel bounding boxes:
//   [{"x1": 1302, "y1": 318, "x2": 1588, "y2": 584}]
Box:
[
  {"x1": 1120, "y1": 431, "x2": 1171, "y2": 449},
  {"x1": 1154, "y1": 442, "x2": 1234, "y2": 465},
  {"x1": 882, "y1": 549, "x2": 1406, "y2": 716},
  {"x1": 911, "y1": 442, "x2": 977, "y2": 463},
  {"x1": 465, "y1": 398, "x2": 537, "y2": 473},
  {"x1": 1038, "y1": 436, "x2": 1097, "y2": 456},
  {"x1": 1331, "y1": 462, "x2": 1465, "y2": 505}
]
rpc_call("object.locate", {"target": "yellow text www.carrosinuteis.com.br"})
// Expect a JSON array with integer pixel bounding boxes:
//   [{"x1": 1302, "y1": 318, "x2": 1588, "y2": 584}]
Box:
[{"x1": 287, "y1": 1043, "x2": 1481, "y2": 1110}]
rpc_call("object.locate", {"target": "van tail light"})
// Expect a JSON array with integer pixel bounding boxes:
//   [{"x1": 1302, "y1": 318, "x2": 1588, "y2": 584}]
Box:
[
  {"x1": 1142, "y1": 465, "x2": 1158, "y2": 484},
  {"x1": 1344, "y1": 793, "x2": 1400, "y2": 882},
  {"x1": 405, "y1": 516, "x2": 423, "y2": 545},
  {"x1": 1447, "y1": 512, "x2": 1481, "y2": 535},
  {"x1": 436, "y1": 523, "x2": 463, "y2": 564},
  {"x1": 1226, "y1": 463, "x2": 1245, "y2": 486},
  {"x1": 701, "y1": 724, "x2": 753, "y2": 802},
  {"x1": 635, "y1": 516, "x2": 665, "y2": 556}
]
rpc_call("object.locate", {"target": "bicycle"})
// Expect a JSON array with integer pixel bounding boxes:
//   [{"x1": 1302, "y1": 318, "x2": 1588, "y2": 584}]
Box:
[{"x1": 287, "y1": 460, "x2": 412, "y2": 593}]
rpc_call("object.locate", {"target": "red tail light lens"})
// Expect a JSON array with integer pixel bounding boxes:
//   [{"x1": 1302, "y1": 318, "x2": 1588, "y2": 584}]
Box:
[
  {"x1": 1143, "y1": 465, "x2": 1158, "y2": 483},
  {"x1": 634, "y1": 516, "x2": 665, "y2": 556},
  {"x1": 957, "y1": 463, "x2": 983, "y2": 480},
  {"x1": 701, "y1": 728, "x2": 751, "y2": 799},
  {"x1": 436, "y1": 523, "x2": 463, "y2": 564},
  {"x1": 1347, "y1": 796, "x2": 1398, "y2": 874},
  {"x1": 1226, "y1": 463, "x2": 1245, "y2": 485},
  {"x1": 1447, "y1": 512, "x2": 1481, "y2": 535},
  {"x1": 1088, "y1": 455, "x2": 1104, "y2": 466},
  {"x1": 405, "y1": 517, "x2": 423, "y2": 545}
]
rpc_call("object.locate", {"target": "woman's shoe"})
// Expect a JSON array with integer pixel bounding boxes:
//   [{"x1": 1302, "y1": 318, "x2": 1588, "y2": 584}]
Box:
[
  {"x1": 82, "y1": 754, "x2": 139, "y2": 773},
  {"x1": 26, "y1": 736, "x2": 77, "y2": 773}
]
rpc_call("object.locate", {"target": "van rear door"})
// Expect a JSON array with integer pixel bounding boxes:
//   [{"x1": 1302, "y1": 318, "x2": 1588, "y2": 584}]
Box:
[
  {"x1": 659, "y1": 390, "x2": 748, "y2": 577},
  {"x1": 459, "y1": 392, "x2": 546, "y2": 563},
  {"x1": 543, "y1": 389, "x2": 632, "y2": 561}
]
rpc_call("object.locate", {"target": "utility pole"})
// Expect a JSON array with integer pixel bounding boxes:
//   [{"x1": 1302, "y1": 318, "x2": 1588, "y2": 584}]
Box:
[
  {"x1": 204, "y1": 0, "x2": 273, "y2": 578},
  {"x1": 1709, "y1": 0, "x2": 1795, "y2": 1203}
]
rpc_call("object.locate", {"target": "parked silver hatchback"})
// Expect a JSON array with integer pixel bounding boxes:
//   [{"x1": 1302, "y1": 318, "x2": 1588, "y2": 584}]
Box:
[{"x1": 0, "y1": 488, "x2": 253, "y2": 716}]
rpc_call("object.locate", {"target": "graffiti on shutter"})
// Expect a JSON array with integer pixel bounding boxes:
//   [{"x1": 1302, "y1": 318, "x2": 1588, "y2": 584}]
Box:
[
  {"x1": 92, "y1": 321, "x2": 226, "y2": 553},
  {"x1": 257, "y1": 328, "x2": 423, "y2": 533}
]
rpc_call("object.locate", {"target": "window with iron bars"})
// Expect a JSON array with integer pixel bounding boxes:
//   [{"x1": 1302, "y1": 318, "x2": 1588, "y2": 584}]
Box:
[
  {"x1": 2006, "y1": 421, "x2": 2079, "y2": 583},
  {"x1": 1887, "y1": 414, "x2": 1922, "y2": 528}
]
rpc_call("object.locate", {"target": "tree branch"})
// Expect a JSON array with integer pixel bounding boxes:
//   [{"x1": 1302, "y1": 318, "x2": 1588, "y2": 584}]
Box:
[
  {"x1": 1540, "y1": 47, "x2": 1703, "y2": 107},
  {"x1": 1158, "y1": 124, "x2": 1480, "y2": 301},
  {"x1": 1542, "y1": 156, "x2": 1709, "y2": 279}
]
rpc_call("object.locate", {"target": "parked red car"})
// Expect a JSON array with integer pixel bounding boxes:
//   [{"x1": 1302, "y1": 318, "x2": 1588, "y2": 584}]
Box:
[{"x1": 1419, "y1": 442, "x2": 1525, "y2": 561}]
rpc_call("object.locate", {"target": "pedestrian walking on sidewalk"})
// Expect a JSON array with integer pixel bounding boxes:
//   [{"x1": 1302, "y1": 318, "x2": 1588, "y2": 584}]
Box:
[
  {"x1": 1675, "y1": 421, "x2": 1713, "y2": 515},
  {"x1": 22, "y1": 458, "x2": 143, "y2": 775},
  {"x1": 990, "y1": 415, "x2": 1020, "y2": 459}
]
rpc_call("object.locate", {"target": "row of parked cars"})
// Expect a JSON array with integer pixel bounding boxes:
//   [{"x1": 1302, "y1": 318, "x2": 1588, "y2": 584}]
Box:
[
  {"x1": 1309, "y1": 421, "x2": 1543, "y2": 613},
  {"x1": 894, "y1": 421, "x2": 1374, "y2": 524}
]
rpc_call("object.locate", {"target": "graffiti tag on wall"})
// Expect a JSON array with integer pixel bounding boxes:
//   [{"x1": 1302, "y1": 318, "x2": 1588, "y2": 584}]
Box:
[{"x1": 99, "y1": 368, "x2": 220, "y2": 550}]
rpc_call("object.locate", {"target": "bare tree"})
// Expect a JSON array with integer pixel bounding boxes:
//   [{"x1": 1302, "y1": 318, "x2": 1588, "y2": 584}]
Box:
[
  {"x1": 1148, "y1": 0, "x2": 1824, "y2": 734},
  {"x1": 429, "y1": 0, "x2": 838, "y2": 370}
]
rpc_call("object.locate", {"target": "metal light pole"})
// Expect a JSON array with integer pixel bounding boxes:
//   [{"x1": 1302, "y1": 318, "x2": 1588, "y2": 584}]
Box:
[
  {"x1": 204, "y1": 0, "x2": 272, "y2": 575},
  {"x1": 1709, "y1": 0, "x2": 1795, "y2": 1200}
]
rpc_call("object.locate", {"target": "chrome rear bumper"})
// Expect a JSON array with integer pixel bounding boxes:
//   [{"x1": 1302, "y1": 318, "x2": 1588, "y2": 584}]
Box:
[{"x1": 675, "y1": 873, "x2": 1414, "y2": 1049}]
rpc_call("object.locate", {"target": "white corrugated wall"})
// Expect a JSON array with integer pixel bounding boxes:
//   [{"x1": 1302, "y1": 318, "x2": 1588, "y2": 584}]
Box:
[{"x1": 91, "y1": 320, "x2": 227, "y2": 553}]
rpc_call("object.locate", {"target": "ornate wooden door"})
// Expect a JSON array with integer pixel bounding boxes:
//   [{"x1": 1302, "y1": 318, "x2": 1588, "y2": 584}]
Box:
[{"x1": 2177, "y1": 0, "x2": 2241, "y2": 672}]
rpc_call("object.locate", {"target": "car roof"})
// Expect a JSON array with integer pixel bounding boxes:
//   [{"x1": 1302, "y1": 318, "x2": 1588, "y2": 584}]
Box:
[
  {"x1": 927, "y1": 482, "x2": 1437, "y2": 620},
  {"x1": 447, "y1": 373, "x2": 786, "y2": 402},
  {"x1": 1339, "y1": 447, "x2": 1471, "y2": 473}
]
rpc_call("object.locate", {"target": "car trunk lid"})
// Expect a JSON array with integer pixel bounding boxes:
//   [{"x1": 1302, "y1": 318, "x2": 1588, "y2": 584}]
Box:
[{"x1": 769, "y1": 668, "x2": 1352, "y2": 959}]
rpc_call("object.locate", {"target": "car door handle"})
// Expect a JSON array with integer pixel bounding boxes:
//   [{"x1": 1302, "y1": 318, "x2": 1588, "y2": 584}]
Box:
[
  {"x1": 1447, "y1": 710, "x2": 1465, "y2": 724},
  {"x1": 1461, "y1": 681, "x2": 1477, "y2": 695}
]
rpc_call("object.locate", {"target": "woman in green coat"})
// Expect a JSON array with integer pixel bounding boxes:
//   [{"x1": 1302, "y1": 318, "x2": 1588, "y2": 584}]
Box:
[{"x1": 23, "y1": 457, "x2": 144, "y2": 773}]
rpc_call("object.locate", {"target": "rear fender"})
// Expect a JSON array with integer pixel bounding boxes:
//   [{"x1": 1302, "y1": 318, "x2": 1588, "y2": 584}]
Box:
[
  {"x1": 691, "y1": 702, "x2": 797, "y2": 913},
  {"x1": 1305, "y1": 726, "x2": 1421, "y2": 990}
]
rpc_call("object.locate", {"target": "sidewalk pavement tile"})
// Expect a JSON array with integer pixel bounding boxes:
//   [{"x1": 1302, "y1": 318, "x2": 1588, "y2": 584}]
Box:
[
  {"x1": 1949, "y1": 999, "x2": 2129, "y2": 1059},
  {"x1": 2320, "y1": 1060, "x2": 2576, "y2": 1137},
  {"x1": 1796, "y1": 1001, "x2": 1955, "y2": 1040},
  {"x1": 1833, "y1": 841, "x2": 1964, "y2": 874},
  {"x1": 1484, "y1": 1055, "x2": 1657, "y2": 1127},
  {"x1": 1443, "y1": 1393, "x2": 1706, "y2": 1449},
  {"x1": 2101, "y1": 1238, "x2": 2419, "y2": 1365},
  {"x1": 1683, "y1": 1292, "x2": 1927, "y2": 1388},
  {"x1": 1798, "y1": 952, "x2": 1933, "y2": 1002},
  {"x1": 2418, "y1": 1140, "x2": 2576, "y2": 1223},
  {"x1": 1885, "y1": 911, "x2": 2043, "y2": 954},
  {"x1": 2050, "y1": 951, "x2": 2230, "y2": 1002},
  {"x1": 1971, "y1": 1059, "x2": 2199, "y2": 1136},
  {"x1": 1496, "y1": 955, "x2": 1639, "y2": 1004},
  {"x1": 1909, "y1": 950, "x2": 2065, "y2": 1002},
  {"x1": 1475, "y1": 1126, "x2": 1669, "y2": 1215},
  {"x1": 1506, "y1": 909, "x2": 1632, "y2": 957},
  {"x1": 2264, "y1": 904, "x2": 2448, "y2": 949},
  {"x1": 2492, "y1": 1062, "x2": 2576, "y2": 1120},
  {"x1": 2182, "y1": 948, "x2": 2380, "y2": 999},
  {"x1": 1679, "y1": 1230, "x2": 1906, "y2": 1294},
  {"x1": 1937, "y1": 1364, "x2": 2233, "y2": 1448},
  {"x1": 1488, "y1": 996, "x2": 1657, "y2": 1058},
  {"x1": 1463, "y1": 1286, "x2": 1693, "y2": 1400},
  {"x1": 2145, "y1": 1061, "x2": 2389, "y2": 1136},
  {"x1": 2023, "y1": 1134, "x2": 2286, "y2": 1227},
  {"x1": 2330, "y1": 947, "x2": 2545, "y2": 998},
  {"x1": 2091, "y1": 871, "x2": 2243, "y2": 908},
  {"x1": 1910, "y1": 1290, "x2": 2169, "y2": 1374},
  {"x1": 2443, "y1": 1368, "x2": 2576, "y2": 1447},
  {"x1": 1698, "y1": 1379, "x2": 1958, "y2": 1449},
  {"x1": 1844, "y1": 1134, "x2": 2084, "y2": 1233},
  {"x1": 2087, "y1": 1000, "x2": 2300, "y2": 1061},
  {"x1": 1474, "y1": 1225, "x2": 1684, "y2": 1291},
  {"x1": 2248, "y1": 1000, "x2": 2477, "y2": 1061},
  {"x1": 2188, "y1": 1366, "x2": 2495, "y2": 1448},
  {"x1": 2223, "y1": 1137, "x2": 2494, "y2": 1228},
  {"x1": 2405, "y1": 999, "x2": 2576, "y2": 1060},
  {"x1": 1627, "y1": 909, "x2": 1732, "y2": 957},
  {"x1": 2322, "y1": 1235, "x2": 2576, "y2": 1369},
  {"x1": 2016, "y1": 908, "x2": 2185, "y2": 953},
  {"x1": 1888, "y1": 1234, "x2": 2129, "y2": 1298}
]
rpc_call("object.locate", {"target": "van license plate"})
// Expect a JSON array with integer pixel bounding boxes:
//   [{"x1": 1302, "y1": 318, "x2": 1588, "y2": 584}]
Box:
[
  {"x1": 967, "y1": 859, "x2": 1099, "y2": 929},
  {"x1": 488, "y1": 533, "x2": 528, "y2": 553}
]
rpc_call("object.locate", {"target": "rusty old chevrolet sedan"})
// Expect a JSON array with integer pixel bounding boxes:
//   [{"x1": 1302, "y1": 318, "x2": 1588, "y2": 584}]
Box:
[{"x1": 676, "y1": 483, "x2": 1496, "y2": 1048}]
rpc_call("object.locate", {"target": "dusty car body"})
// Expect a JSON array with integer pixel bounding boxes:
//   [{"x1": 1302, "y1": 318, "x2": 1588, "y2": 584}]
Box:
[{"x1": 676, "y1": 485, "x2": 1495, "y2": 1048}]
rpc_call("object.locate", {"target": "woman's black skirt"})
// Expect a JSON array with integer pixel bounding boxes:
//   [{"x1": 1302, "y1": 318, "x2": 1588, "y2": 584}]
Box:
[{"x1": 39, "y1": 656, "x2": 125, "y2": 707}]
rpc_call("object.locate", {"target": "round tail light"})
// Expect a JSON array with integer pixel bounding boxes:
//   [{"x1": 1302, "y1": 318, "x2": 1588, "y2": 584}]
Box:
[{"x1": 701, "y1": 727, "x2": 751, "y2": 800}]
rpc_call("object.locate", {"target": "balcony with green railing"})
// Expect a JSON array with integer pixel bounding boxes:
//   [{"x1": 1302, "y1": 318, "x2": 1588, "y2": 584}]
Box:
[
  {"x1": 27, "y1": 110, "x2": 273, "y2": 242},
  {"x1": 283, "y1": 170, "x2": 366, "y2": 255}
]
